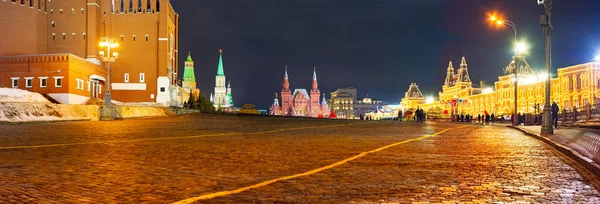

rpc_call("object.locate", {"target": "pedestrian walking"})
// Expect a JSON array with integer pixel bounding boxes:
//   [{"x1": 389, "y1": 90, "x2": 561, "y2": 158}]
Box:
[
  {"x1": 552, "y1": 102, "x2": 559, "y2": 128},
  {"x1": 478, "y1": 114, "x2": 481, "y2": 123},
  {"x1": 491, "y1": 113, "x2": 495, "y2": 123}
]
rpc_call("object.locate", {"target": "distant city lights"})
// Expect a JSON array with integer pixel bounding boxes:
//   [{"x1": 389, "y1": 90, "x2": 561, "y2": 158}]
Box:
[
  {"x1": 426, "y1": 96, "x2": 435, "y2": 104},
  {"x1": 482, "y1": 87, "x2": 494, "y2": 94}
]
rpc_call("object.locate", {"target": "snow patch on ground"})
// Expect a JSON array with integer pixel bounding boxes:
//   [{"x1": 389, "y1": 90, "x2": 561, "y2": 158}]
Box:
[
  {"x1": 0, "y1": 87, "x2": 50, "y2": 103},
  {"x1": 0, "y1": 103, "x2": 99, "y2": 122},
  {"x1": 0, "y1": 88, "x2": 168, "y2": 123}
]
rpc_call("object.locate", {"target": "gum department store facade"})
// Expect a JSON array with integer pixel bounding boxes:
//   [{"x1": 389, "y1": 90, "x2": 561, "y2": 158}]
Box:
[
  {"x1": 402, "y1": 56, "x2": 600, "y2": 116},
  {"x1": 0, "y1": 0, "x2": 179, "y2": 105}
]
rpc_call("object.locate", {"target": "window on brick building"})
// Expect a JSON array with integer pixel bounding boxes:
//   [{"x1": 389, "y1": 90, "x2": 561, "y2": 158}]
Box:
[
  {"x1": 81, "y1": 8, "x2": 84, "y2": 13},
  {"x1": 62, "y1": 33, "x2": 65, "y2": 40},
  {"x1": 38, "y1": 0, "x2": 41, "y2": 9},
  {"x1": 133, "y1": 35, "x2": 136, "y2": 41},
  {"x1": 83, "y1": 33, "x2": 86, "y2": 39},
  {"x1": 51, "y1": 21, "x2": 55, "y2": 27},
  {"x1": 11, "y1": 78, "x2": 18, "y2": 88},
  {"x1": 59, "y1": 9, "x2": 62, "y2": 14},
  {"x1": 72, "y1": 33, "x2": 75, "y2": 39},
  {"x1": 140, "y1": 73, "x2": 145, "y2": 82},
  {"x1": 156, "y1": 0, "x2": 159, "y2": 12},
  {"x1": 128, "y1": 0, "x2": 132, "y2": 13},
  {"x1": 71, "y1": 8, "x2": 74, "y2": 14},
  {"x1": 120, "y1": 0, "x2": 124, "y2": 13},
  {"x1": 25, "y1": 78, "x2": 33, "y2": 88},
  {"x1": 145, "y1": 35, "x2": 148, "y2": 41},
  {"x1": 50, "y1": 9, "x2": 53, "y2": 14},
  {"x1": 124, "y1": 73, "x2": 129, "y2": 83},
  {"x1": 52, "y1": 33, "x2": 55, "y2": 40},
  {"x1": 121, "y1": 35, "x2": 124, "y2": 41},
  {"x1": 54, "y1": 77, "x2": 63, "y2": 87},
  {"x1": 20, "y1": 0, "x2": 23, "y2": 5},
  {"x1": 29, "y1": 0, "x2": 33, "y2": 7},
  {"x1": 40, "y1": 77, "x2": 47, "y2": 88}
]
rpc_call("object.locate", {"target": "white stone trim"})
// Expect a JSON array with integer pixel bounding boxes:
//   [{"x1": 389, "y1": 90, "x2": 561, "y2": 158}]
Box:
[
  {"x1": 86, "y1": 3, "x2": 100, "y2": 7},
  {"x1": 111, "y1": 83, "x2": 146, "y2": 90},
  {"x1": 158, "y1": 38, "x2": 168, "y2": 41},
  {"x1": 24, "y1": 77, "x2": 33, "y2": 88},
  {"x1": 39, "y1": 77, "x2": 48, "y2": 88},
  {"x1": 54, "y1": 76, "x2": 64, "y2": 88}
]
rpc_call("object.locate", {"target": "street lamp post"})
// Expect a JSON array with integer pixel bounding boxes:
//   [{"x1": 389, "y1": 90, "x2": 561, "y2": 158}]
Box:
[
  {"x1": 99, "y1": 37, "x2": 119, "y2": 119},
  {"x1": 493, "y1": 17, "x2": 520, "y2": 125},
  {"x1": 539, "y1": 0, "x2": 554, "y2": 134}
]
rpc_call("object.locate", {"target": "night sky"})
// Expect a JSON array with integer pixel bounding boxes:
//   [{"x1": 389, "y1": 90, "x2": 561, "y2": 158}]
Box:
[{"x1": 171, "y1": 0, "x2": 600, "y2": 109}]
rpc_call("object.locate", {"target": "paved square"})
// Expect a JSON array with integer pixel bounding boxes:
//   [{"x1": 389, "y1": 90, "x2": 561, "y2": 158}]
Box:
[{"x1": 0, "y1": 114, "x2": 599, "y2": 203}]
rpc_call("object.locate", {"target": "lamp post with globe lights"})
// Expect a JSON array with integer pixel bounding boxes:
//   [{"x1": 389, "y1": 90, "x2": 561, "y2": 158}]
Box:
[{"x1": 98, "y1": 37, "x2": 119, "y2": 119}]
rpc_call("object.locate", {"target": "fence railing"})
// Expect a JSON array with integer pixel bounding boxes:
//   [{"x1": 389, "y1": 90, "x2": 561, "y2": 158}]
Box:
[{"x1": 558, "y1": 104, "x2": 600, "y2": 126}]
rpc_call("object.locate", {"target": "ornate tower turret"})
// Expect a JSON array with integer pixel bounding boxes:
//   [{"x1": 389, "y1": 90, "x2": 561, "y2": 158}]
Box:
[
  {"x1": 309, "y1": 66, "x2": 321, "y2": 117},
  {"x1": 444, "y1": 61, "x2": 455, "y2": 87},
  {"x1": 213, "y1": 49, "x2": 229, "y2": 107},
  {"x1": 456, "y1": 56, "x2": 472, "y2": 85},
  {"x1": 182, "y1": 51, "x2": 197, "y2": 91},
  {"x1": 281, "y1": 66, "x2": 292, "y2": 115}
]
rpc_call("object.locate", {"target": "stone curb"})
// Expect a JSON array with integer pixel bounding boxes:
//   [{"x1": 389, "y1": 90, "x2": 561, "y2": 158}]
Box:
[
  {"x1": 509, "y1": 126, "x2": 600, "y2": 179},
  {"x1": 0, "y1": 119, "x2": 91, "y2": 125}
]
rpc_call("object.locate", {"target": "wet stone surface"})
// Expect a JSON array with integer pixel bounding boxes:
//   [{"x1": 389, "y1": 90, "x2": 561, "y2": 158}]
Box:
[{"x1": 0, "y1": 114, "x2": 599, "y2": 203}]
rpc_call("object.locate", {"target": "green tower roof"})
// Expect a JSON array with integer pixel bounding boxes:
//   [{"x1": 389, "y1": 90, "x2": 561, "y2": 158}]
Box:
[
  {"x1": 217, "y1": 49, "x2": 225, "y2": 76},
  {"x1": 186, "y1": 51, "x2": 193, "y2": 61}
]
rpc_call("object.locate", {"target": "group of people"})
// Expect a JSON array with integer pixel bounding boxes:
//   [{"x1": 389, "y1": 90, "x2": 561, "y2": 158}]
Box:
[
  {"x1": 413, "y1": 108, "x2": 426, "y2": 123},
  {"x1": 453, "y1": 113, "x2": 495, "y2": 123}
]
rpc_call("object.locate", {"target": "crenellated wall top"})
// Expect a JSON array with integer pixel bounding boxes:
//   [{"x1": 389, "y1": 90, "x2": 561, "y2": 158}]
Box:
[{"x1": 0, "y1": 54, "x2": 102, "y2": 69}]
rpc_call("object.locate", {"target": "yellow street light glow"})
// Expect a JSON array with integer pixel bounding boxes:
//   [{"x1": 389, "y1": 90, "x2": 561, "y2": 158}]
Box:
[
  {"x1": 490, "y1": 16, "x2": 497, "y2": 21},
  {"x1": 496, "y1": 20, "x2": 504, "y2": 25}
]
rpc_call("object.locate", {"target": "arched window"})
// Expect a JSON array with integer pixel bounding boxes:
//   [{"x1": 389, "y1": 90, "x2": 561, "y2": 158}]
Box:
[
  {"x1": 71, "y1": 8, "x2": 74, "y2": 14},
  {"x1": 156, "y1": 0, "x2": 160, "y2": 12},
  {"x1": 50, "y1": 9, "x2": 53, "y2": 14},
  {"x1": 72, "y1": 33, "x2": 75, "y2": 39},
  {"x1": 133, "y1": 35, "x2": 136, "y2": 41},
  {"x1": 138, "y1": 0, "x2": 142, "y2": 12},
  {"x1": 128, "y1": 0, "x2": 132, "y2": 12},
  {"x1": 81, "y1": 8, "x2": 84, "y2": 14},
  {"x1": 120, "y1": 0, "x2": 124, "y2": 13},
  {"x1": 62, "y1": 33, "x2": 66, "y2": 40},
  {"x1": 51, "y1": 21, "x2": 55, "y2": 27},
  {"x1": 29, "y1": 0, "x2": 33, "y2": 7},
  {"x1": 146, "y1": 0, "x2": 151, "y2": 13},
  {"x1": 121, "y1": 35, "x2": 124, "y2": 41},
  {"x1": 52, "y1": 33, "x2": 56, "y2": 40},
  {"x1": 145, "y1": 35, "x2": 148, "y2": 41},
  {"x1": 59, "y1": 9, "x2": 63, "y2": 14},
  {"x1": 83, "y1": 33, "x2": 86, "y2": 39}
]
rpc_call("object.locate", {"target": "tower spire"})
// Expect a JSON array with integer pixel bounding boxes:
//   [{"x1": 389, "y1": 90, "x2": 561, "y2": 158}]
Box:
[
  {"x1": 444, "y1": 61, "x2": 455, "y2": 86},
  {"x1": 186, "y1": 50, "x2": 193, "y2": 61},
  {"x1": 311, "y1": 66, "x2": 318, "y2": 91},
  {"x1": 217, "y1": 49, "x2": 224, "y2": 76},
  {"x1": 282, "y1": 66, "x2": 290, "y2": 91}
]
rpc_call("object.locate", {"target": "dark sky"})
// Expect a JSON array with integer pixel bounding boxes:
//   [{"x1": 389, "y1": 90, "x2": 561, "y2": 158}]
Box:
[{"x1": 171, "y1": 0, "x2": 600, "y2": 109}]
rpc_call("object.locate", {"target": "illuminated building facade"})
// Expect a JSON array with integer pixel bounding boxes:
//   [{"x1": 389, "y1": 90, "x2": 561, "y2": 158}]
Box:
[
  {"x1": 403, "y1": 55, "x2": 600, "y2": 116},
  {"x1": 270, "y1": 67, "x2": 328, "y2": 117},
  {"x1": 0, "y1": 0, "x2": 179, "y2": 105},
  {"x1": 210, "y1": 50, "x2": 233, "y2": 108}
]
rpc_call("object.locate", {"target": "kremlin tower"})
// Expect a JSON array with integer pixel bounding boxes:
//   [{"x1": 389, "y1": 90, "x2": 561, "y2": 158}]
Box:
[{"x1": 211, "y1": 49, "x2": 233, "y2": 108}]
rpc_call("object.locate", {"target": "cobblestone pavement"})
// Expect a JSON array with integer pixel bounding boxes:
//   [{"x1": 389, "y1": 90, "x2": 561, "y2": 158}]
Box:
[{"x1": 0, "y1": 114, "x2": 599, "y2": 203}]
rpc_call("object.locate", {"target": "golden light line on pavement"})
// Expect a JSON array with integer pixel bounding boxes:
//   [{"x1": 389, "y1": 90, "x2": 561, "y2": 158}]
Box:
[
  {"x1": 0, "y1": 122, "x2": 375, "y2": 150},
  {"x1": 173, "y1": 126, "x2": 467, "y2": 204}
]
